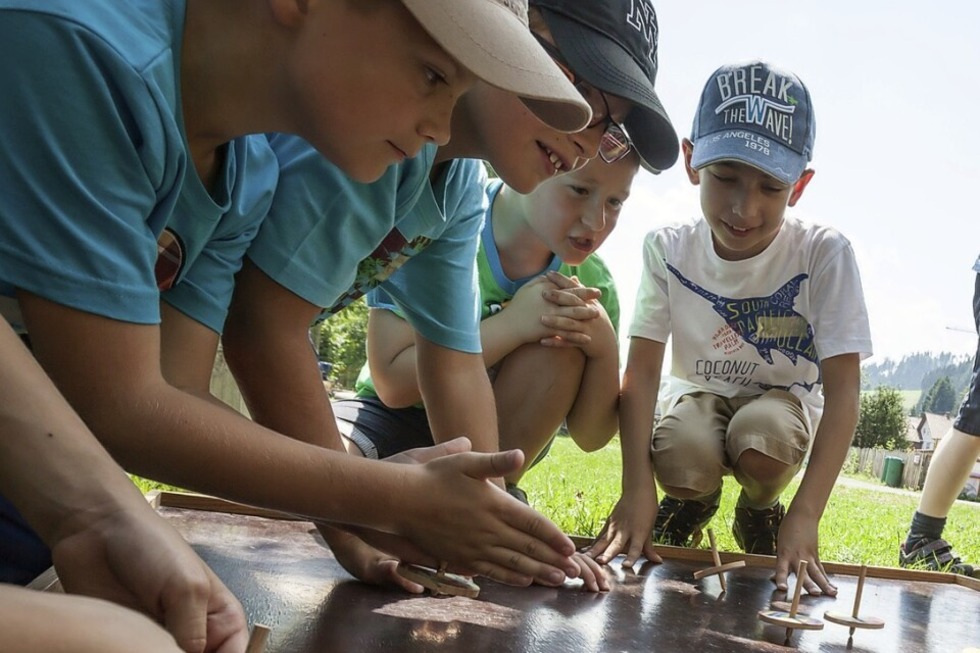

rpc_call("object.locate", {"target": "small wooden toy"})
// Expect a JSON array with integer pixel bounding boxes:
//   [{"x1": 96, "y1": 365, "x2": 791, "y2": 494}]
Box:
[
  {"x1": 692, "y1": 528, "x2": 746, "y2": 593},
  {"x1": 245, "y1": 624, "x2": 271, "y2": 653},
  {"x1": 396, "y1": 562, "x2": 481, "y2": 599},
  {"x1": 758, "y1": 560, "x2": 824, "y2": 644},
  {"x1": 824, "y1": 565, "x2": 885, "y2": 643}
]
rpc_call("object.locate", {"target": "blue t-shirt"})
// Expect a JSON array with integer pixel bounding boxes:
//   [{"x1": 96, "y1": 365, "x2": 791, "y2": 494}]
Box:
[
  {"x1": 354, "y1": 176, "x2": 619, "y2": 399},
  {"x1": 248, "y1": 135, "x2": 485, "y2": 352},
  {"x1": 0, "y1": 0, "x2": 277, "y2": 333}
]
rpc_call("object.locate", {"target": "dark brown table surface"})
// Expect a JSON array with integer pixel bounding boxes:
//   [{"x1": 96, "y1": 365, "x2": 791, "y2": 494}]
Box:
[{"x1": 160, "y1": 506, "x2": 980, "y2": 653}]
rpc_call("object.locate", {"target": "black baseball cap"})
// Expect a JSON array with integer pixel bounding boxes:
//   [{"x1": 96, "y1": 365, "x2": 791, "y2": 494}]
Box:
[{"x1": 530, "y1": 0, "x2": 679, "y2": 172}]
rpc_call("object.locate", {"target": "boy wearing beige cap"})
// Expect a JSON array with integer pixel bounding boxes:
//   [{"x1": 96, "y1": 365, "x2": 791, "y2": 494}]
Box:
[{"x1": 0, "y1": 0, "x2": 588, "y2": 593}]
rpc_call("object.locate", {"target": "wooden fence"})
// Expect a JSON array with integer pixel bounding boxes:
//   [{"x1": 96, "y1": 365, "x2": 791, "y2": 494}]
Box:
[
  {"x1": 210, "y1": 345, "x2": 249, "y2": 417},
  {"x1": 847, "y1": 446, "x2": 932, "y2": 490}
]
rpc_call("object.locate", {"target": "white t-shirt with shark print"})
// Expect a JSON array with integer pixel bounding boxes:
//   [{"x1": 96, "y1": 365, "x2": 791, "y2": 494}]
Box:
[{"x1": 629, "y1": 216, "x2": 872, "y2": 431}]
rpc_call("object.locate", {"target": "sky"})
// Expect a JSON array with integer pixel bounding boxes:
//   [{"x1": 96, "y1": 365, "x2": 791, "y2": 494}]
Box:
[{"x1": 601, "y1": 1, "x2": 979, "y2": 365}]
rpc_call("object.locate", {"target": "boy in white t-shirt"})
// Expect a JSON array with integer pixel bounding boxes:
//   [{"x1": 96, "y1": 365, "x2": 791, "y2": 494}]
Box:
[{"x1": 588, "y1": 61, "x2": 872, "y2": 596}]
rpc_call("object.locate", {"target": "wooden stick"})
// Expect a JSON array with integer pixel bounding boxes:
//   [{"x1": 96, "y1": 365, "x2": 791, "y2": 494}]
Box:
[
  {"x1": 850, "y1": 565, "x2": 867, "y2": 637},
  {"x1": 786, "y1": 560, "x2": 809, "y2": 644},
  {"x1": 824, "y1": 564, "x2": 884, "y2": 638},
  {"x1": 245, "y1": 624, "x2": 271, "y2": 653},
  {"x1": 707, "y1": 529, "x2": 726, "y2": 593},
  {"x1": 692, "y1": 528, "x2": 746, "y2": 589}
]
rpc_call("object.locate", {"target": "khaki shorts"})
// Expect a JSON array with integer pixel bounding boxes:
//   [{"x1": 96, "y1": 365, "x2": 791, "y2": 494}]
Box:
[{"x1": 651, "y1": 390, "x2": 811, "y2": 495}]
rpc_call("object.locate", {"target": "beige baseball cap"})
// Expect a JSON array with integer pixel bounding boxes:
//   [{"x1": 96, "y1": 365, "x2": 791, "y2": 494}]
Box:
[{"x1": 401, "y1": 0, "x2": 592, "y2": 133}]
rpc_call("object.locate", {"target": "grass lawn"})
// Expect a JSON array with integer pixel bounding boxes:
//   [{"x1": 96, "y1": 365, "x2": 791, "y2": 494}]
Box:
[{"x1": 522, "y1": 435, "x2": 980, "y2": 569}]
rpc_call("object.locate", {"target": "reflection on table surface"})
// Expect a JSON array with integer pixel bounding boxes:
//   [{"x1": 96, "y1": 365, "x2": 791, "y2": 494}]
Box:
[{"x1": 161, "y1": 507, "x2": 980, "y2": 653}]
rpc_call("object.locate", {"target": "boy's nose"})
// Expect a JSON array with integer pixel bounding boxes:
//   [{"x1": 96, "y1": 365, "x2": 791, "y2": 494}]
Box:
[
  {"x1": 419, "y1": 102, "x2": 454, "y2": 147},
  {"x1": 570, "y1": 123, "x2": 604, "y2": 163},
  {"x1": 733, "y1": 190, "x2": 761, "y2": 221},
  {"x1": 582, "y1": 205, "x2": 606, "y2": 231}
]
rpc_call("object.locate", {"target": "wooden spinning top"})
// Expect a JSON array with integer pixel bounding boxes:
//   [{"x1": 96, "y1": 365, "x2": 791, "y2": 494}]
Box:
[
  {"x1": 245, "y1": 624, "x2": 271, "y2": 653},
  {"x1": 758, "y1": 560, "x2": 824, "y2": 643},
  {"x1": 824, "y1": 565, "x2": 885, "y2": 641},
  {"x1": 692, "y1": 528, "x2": 746, "y2": 592},
  {"x1": 396, "y1": 562, "x2": 480, "y2": 598}
]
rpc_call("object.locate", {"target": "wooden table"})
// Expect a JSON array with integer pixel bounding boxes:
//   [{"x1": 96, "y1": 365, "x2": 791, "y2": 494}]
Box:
[{"x1": 36, "y1": 492, "x2": 980, "y2": 652}]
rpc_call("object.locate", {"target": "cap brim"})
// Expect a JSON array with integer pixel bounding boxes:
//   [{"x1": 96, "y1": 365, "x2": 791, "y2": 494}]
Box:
[
  {"x1": 539, "y1": 8, "x2": 679, "y2": 172},
  {"x1": 402, "y1": 0, "x2": 591, "y2": 133},
  {"x1": 690, "y1": 135, "x2": 805, "y2": 185}
]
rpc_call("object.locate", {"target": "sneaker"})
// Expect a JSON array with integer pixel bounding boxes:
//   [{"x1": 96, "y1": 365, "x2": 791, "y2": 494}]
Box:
[
  {"x1": 732, "y1": 502, "x2": 785, "y2": 555},
  {"x1": 653, "y1": 495, "x2": 719, "y2": 547},
  {"x1": 900, "y1": 537, "x2": 976, "y2": 576},
  {"x1": 505, "y1": 482, "x2": 529, "y2": 506}
]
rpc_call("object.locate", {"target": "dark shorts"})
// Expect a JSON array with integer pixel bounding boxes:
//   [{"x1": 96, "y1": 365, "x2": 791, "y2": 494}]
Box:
[
  {"x1": 954, "y1": 274, "x2": 980, "y2": 436},
  {"x1": 333, "y1": 396, "x2": 433, "y2": 460},
  {"x1": 332, "y1": 396, "x2": 555, "y2": 466},
  {"x1": 0, "y1": 492, "x2": 51, "y2": 584}
]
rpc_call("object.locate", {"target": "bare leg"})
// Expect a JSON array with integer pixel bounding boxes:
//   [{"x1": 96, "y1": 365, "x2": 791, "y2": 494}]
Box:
[
  {"x1": 733, "y1": 449, "x2": 797, "y2": 507},
  {"x1": 492, "y1": 343, "x2": 584, "y2": 485},
  {"x1": 918, "y1": 428, "x2": 980, "y2": 517}
]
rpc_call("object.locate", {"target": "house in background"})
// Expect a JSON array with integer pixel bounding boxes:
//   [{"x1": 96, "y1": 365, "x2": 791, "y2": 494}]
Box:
[{"x1": 910, "y1": 412, "x2": 955, "y2": 451}]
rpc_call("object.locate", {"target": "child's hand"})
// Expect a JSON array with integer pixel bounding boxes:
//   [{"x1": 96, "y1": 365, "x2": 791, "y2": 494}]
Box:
[
  {"x1": 50, "y1": 500, "x2": 248, "y2": 653},
  {"x1": 538, "y1": 272, "x2": 615, "y2": 358},
  {"x1": 392, "y1": 448, "x2": 581, "y2": 587},
  {"x1": 772, "y1": 509, "x2": 837, "y2": 596},
  {"x1": 318, "y1": 525, "x2": 427, "y2": 594},
  {"x1": 586, "y1": 489, "x2": 662, "y2": 568},
  {"x1": 506, "y1": 275, "x2": 598, "y2": 345},
  {"x1": 535, "y1": 552, "x2": 610, "y2": 592}
]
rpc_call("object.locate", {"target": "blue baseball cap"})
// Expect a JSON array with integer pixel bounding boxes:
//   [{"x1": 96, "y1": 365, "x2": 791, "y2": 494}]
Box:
[{"x1": 690, "y1": 61, "x2": 816, "y2": 184}]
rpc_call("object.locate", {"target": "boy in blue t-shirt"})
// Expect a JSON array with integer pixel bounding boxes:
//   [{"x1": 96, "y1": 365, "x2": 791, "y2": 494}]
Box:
[
  {"x1": 339, "y1": 151, "x2": 638, "y2": 485},
  {"x1": 0, "y1": 0, "x2": 590, "y2": 597},
  {"x1": 219, "y1": 0, "x2": 679, "y2": 591}
]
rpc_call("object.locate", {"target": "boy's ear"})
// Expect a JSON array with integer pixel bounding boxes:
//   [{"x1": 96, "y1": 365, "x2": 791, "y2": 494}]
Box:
[
  {"x1": 787, "y1": 169, "x2": 815, "y2": 207},
  {"x1": 681, "y1": 139, "x2": 700, "y2": 185}
]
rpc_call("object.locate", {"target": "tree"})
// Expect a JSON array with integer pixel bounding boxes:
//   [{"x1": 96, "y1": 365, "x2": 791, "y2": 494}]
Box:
[
  {"x1": 854, "y1": 386, "x2": 909, "y2": 450},
  {"x1": 921, "y1": 376, "x2": 957, "y2": 415},
  {"x1": 315, "y1": 297, "x2": 369, "y2": 391}
]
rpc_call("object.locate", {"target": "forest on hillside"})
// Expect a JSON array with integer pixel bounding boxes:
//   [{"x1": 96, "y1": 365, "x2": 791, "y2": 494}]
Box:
[{"x1": 862, "y1": 351, "x2": 973, "y2": 395}]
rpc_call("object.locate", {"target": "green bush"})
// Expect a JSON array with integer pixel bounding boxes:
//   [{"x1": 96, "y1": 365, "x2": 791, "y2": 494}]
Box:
[{"x1": 315, "y1": 297, "x2": 368, "y2": 391}]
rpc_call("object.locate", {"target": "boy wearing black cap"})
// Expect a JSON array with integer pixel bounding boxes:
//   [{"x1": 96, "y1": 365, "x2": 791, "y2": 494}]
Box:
[
  {"x1": 219, "y1": 0, "x2": 678, "y2": 590},
  {"x1": 530, "y1": 0, "x2": 677, "y2": 172},
  {"x1": 589, "y1": 61, "x2": 872, "y2": 597}
]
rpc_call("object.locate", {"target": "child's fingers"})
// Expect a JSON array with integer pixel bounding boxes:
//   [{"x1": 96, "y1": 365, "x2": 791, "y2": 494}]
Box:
[
  {"x1": 771, "y1": 557, "x2": 791, "y2": 592},
  {"x1": 574, "y1": 554, "x2": 608, "y2": 592},
  {"x1": 544, "y1": 270, "x2": 579, "y2": 289},
  {"x1": 642, "y1": 541, "x2": 663, "y2": 565},
  {"x1": 388, "y1": 437, "x2": 472, "y2": 464},
  {"x1": 543, "y1": 287, "x2": 601, "y2": 306}
]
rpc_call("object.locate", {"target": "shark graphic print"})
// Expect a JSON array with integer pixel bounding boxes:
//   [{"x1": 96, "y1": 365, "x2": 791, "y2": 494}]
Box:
[{"x1": 665, "y1": 261, "x2": 820, "y2": 393}]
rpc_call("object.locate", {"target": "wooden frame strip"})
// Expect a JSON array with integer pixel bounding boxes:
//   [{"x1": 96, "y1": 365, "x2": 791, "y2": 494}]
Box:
[
  {"x1": 572, "y1": 535, "x2": 977, "y2": 587},
  {"x1": 149, "y1": 491, "x2": 979, "y2": 589}
]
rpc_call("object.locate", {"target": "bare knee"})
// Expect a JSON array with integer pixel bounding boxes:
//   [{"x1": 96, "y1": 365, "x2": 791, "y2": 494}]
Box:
[{"x1": 734, "y1": 448, "x2": 793, "y2": 487}]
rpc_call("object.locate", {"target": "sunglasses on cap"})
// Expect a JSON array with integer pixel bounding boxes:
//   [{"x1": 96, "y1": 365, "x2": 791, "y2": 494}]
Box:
[{"x1": 533, "y1": 34, "x2": 634, "y2": 164}]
